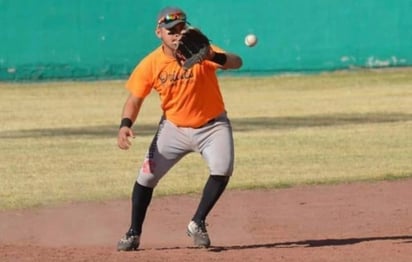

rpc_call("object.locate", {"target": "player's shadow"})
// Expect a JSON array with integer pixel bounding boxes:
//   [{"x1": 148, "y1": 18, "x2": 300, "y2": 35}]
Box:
[
  {"x1": 208, "y1": 235, "x2": 412, "y2": 252},
  {"x1": 230, "y1": 112, "x2": 412, "y2": 132},
  {"x1": 2, "y1": 112, "x2": 412, "y2": 139}
]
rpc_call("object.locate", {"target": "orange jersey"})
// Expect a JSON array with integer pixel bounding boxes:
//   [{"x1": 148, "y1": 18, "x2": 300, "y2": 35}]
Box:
[{"x1": 126, "y1": 45, "x2": 225, "y2": 128}]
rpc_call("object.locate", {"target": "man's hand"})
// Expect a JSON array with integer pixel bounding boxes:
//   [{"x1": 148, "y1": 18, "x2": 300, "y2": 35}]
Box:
[
  {"x1": 118, "y1": 127, "x2": 135, "y2": 150},
  {"x1": 174, "y1": 27, "x2": 210, "y2": 70},
  {"x1": 117, "y1": 95, "x2": 144, "y2": 150}
]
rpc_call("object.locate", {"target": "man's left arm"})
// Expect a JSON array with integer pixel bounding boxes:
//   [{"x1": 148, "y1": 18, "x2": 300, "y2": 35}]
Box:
[{"x1": 208, "y1": 49, "x2": 243, "y2": 70}]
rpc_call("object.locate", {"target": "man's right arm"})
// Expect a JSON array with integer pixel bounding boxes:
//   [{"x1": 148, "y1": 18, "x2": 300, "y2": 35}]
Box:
[{"x1": 117, "y1": 95, "x2": 144, "y2": 150}]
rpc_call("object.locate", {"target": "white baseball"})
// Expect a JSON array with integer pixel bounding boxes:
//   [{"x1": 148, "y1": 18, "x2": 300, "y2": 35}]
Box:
[{"x1": 245, "y1": 34, "x2": 258, "y2": 47}]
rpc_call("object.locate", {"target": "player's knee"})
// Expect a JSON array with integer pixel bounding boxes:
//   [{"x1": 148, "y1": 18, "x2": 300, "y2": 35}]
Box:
[
  {"x1": 137, "y1": 171, "x2": 160, "y2": 188},
  {"x1": 211, "y1": 164, "x2": 233, "y2": 177}
]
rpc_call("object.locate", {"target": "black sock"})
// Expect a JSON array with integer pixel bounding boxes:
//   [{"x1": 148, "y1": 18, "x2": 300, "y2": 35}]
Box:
[
  {"x1": 192, "y1": 175, "x2": 230, "y2": 224},
  {"x1": 128, "y1": 182, "x2": 153, "y2": 236}
]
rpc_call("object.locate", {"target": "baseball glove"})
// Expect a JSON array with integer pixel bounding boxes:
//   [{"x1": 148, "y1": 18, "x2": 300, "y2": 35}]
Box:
[{"x1": 175, "y1": 27, "x2": 210, "y2": 70}]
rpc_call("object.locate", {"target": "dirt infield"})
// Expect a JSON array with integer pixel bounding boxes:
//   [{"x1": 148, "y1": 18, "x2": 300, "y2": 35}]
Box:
[{"x1": 1, "y1": 179, "x2": 411, "y2": 262}]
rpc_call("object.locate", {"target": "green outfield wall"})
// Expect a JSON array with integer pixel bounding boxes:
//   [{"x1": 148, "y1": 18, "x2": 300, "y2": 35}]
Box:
[{"x1": 1, "y1": 0, "x2": 411, "y2": 80}]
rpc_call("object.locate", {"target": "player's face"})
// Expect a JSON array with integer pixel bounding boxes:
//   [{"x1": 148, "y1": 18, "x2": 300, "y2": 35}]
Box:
[
  {"x1": 157, "y1": 23, "x2": 186, "y2": 55},
  {"x1": 166, "y1": 23, "x2": 186, "y2": 35}
]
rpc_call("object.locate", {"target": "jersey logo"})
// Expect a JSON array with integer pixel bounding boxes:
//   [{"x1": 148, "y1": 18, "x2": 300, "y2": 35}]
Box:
[{"x1": 158, "y1": 69, "x2": 193, "y2": 85}]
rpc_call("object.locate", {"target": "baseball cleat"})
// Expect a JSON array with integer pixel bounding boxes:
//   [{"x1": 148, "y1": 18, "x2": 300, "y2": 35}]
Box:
[
  {"x1": 187, "y1": 220, "x2": 211, "y2": 248},
  {"x1": 117, "y1": 230, "x2": 140, "y2": 251}
]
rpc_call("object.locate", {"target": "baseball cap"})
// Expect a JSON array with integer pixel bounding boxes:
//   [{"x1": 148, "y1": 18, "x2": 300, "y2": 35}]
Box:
[{"x1": 157, "y1": 7, "x2": 188, "y2": 29}]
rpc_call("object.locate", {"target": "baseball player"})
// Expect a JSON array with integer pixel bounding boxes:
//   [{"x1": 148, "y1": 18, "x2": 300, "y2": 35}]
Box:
[{"x1": 116, "y1": 6, "x2": 243, "y2": 251}]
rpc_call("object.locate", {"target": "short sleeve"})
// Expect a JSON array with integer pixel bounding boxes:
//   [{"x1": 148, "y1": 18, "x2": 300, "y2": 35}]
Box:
[{"x1": 125, "y1": 56, "x2": 154, "y2": 98}]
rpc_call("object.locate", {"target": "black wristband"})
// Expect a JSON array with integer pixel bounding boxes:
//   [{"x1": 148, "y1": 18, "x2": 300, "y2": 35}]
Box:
[
  {"x1": 211, "y1": 52, "x2": 227, "y2": 65},
  {"x1": 119, "y1": 118, "x2": 133, "y2": 129}
]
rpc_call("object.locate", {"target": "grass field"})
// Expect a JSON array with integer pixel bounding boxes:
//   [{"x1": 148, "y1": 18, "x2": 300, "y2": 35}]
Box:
[{"x1": 1, "y1": 68, "x2": 411, "y2": 210}]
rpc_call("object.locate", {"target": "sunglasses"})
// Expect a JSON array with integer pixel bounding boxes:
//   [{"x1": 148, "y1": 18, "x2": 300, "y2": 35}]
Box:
[{"x1": 158, "y1": 12, "x2": 186, "y2": 25}]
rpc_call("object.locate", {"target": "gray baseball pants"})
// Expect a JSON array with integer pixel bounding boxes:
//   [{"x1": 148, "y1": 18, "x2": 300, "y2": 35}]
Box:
[{"x1": 136, "y1": 112, "x2": 234, "y2": 188}]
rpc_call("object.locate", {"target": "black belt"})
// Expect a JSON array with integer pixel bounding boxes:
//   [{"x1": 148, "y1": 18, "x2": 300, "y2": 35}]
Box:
[
  {"x1": 162, "y1": 115, "x2": 217, "y2": 128},
  {"x1": 196, "y1": 118, "x2": 217, "y2": 128}
]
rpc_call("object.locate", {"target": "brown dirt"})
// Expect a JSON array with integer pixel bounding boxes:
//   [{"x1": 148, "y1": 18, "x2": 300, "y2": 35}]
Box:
[{"x1": 1, "y1": 179, "x2": 412, "y2": 262}]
